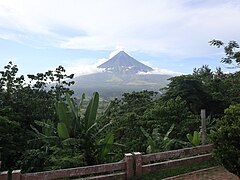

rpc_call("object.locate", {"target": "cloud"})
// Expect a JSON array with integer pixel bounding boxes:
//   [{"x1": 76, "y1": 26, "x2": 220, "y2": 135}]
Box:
[
  {"x1": 0, "y1": 0, "x2": 240, "y2": 57},
  {"x1": 139, "y1": 60, "x2": 152, "y2": 67},
  {"x1": 66, "y1": 65, "x2": 104, "y2": 76},
  {"x1": 109, "y1": 46, "x2": 125, "y2": 58},
  {"x1": 95, "y1": 58, "x2": 108, "y2": 67},
  {"x1": 64, "y1": 47, "x2": 125, "y2": 76},
  {"x1": 63, "y1": 57, "x2": 104, "y2": 76},
  {"x1": 138, "y1": 68, "x2": 184, "y2": 76},
  {"x1": 93, "y1": 46, "x2": 127, "y2": 67}
]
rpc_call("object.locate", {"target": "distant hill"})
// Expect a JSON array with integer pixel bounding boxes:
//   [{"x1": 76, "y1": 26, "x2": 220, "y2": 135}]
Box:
[{"x1": 71, "y1": 51, "x2": 171, "y2": 98}]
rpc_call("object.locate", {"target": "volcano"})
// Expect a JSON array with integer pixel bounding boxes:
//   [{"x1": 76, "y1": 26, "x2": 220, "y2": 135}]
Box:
[
  {"x1": 72, "y1": 51, "x2": 171, "y2": 98},
  {"x1": 97, "y1": 51, "x2": 153, "y2": 74}
]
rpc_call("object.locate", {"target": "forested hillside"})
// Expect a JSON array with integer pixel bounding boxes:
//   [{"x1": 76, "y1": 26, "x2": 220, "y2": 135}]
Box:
[{"x1": 0, "y1": 40, "x2": 239, "y2": 177}]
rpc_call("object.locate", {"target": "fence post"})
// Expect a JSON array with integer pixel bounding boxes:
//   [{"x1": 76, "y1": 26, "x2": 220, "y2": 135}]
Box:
[
  {"x1": 0, "y1": 161, "x2": 8, "y2": 180},
  {"x1": 201, "y1": 109, "x2": 207, "y2": 145},
  {"x1": 12, "y1": 170, "x2": 21, "y2": 180},
  {"x1": 133, "y1": 152, "x2": 142, "y2": 179},
  {"x1": 0, "y1": 171, "x2": 8, "y2": 180},
  {"x1": 124, "y1": 153, "x2": 134, "y2": 180}
]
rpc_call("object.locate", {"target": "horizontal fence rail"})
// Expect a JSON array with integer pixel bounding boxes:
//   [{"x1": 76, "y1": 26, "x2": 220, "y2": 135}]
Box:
[
  {"x1": 2, "y1": 144, "x2": 214, "y2": 180},
  {"x1": 134, "y1": 144, "x2": 214, "y2": 178},
  {"x1": 6, "y1": 153, "x2": 134, "y2": 180},
  {"x1": 21, "y1": 161, "x2": 125, "y2": 180},
  {"x1": 142, "y1": 144, "x2": 214, "y2": 163},
  {"x1": 142, "y1": 153, "x2": 213, "y2": 173}
]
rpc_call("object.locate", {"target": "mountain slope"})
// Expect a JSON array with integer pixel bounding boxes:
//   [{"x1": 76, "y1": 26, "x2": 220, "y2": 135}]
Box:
[
  {"x1": 97, "y1": 51, "x2": 153, "y2": 74},
  {"x1": 72, "y1": 51, "x2": 171, "y2": 98},
  {"x1": 72, "y1": 72, "x2": 170, "y2": 98}
]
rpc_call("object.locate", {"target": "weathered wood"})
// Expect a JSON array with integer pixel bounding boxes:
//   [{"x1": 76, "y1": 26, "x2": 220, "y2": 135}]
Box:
[
  {"x1": 0, "y1": 171, "x2": 8, "y2": 180},
  {"x1": 11, "y1": 145, "x2": 214, "y2": 180},
  {"x1": 12, "y1": 170, "x2": 21, "y2": 180},
  {"x1": 124, "y1": 153, "x2": 134, "y2": 180},
  {"x1": 201, "y1": 109, "x2": 207, "y2": 145},
  {"x1": 142, "y1": 153, "x2": 213, "y2": 173},
  {"x1": 133, "y1": 152, "x2": 142, "y2": 179},
  {"x1": 75, "y1": 172, "x2": 125, "y2": 180},
  {"x1": 21, "y1": 161, "x2": 125, "y2": 180},
  {"x1": 142, "y1": 144, "x2": 213, "y2": 163}
]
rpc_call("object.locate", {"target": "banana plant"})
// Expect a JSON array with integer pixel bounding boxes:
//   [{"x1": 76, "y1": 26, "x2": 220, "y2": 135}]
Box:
[
  {"x1": 31, "y1": 92, "x2": 115, "y2": 165},
  {"x1": 140, "y1": 124, "x2": 176, "y2": 153},
  {"x1": 55, "y1": 92, "x2": 81, "y2": 139},
  {"x1": 55, "y1": 92, "x2": 115, "y2": 164},
  {"x1": 30, "y1": 119, "x2": 60, "y2": 146},
  {"x1": 186, "y1": 131, "x2": 201, "y2": 146}
]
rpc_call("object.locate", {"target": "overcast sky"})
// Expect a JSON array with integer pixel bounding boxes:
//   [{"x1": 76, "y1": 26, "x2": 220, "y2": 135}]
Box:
[{"x1": 0, "y1": 0, "x2": 240, "y2": 76}]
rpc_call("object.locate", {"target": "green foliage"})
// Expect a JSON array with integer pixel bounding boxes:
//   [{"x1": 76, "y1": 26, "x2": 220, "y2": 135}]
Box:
[
  {"x1": 111, "y1": 91, "x2": 157, "y2": 117},
  {"x1": 1, "y1": 51, "x2": 240, "y2": 174},
  {"x1": 105, "y1": 91, "x2": 158, "y2": 152},
  {"x1": 45, "y1": 147, "x2": 84, "y2": 170},
  {"x1": 30, "y1": 120, "x2": 60, "y2": 146},
  {"x1": 0, "y1": 116, "x2": 30, "y2": 170},
  {"x1": 0, "y1": 62, "x2": 75, "y2": 171},
  {"x1": 85, "y1": 92, "x2": 99, "y2": 131},
  {"x1": 164, "y1": 65, "x2": 240, "y2": 118},
  {"x1": 96, "y1": 132, "x2": 116, "y2": 162},
  {"x1": 141, "y1": 124, "x2": 183, "y2": 153},
  {"x1": 106, "y1": 91, "x2": 198, "y2": 153},
  {"x1": 57, "y1": 123, "x2": 70, "y2": 139},
  {"x1": 144, "y1": 96, "x2": 200, "y2": 143},
  {"x1": 0, "y1": 62, "x2": 75, "y2": 128},
  {"x1": 18, "y1": 146, "x2": 84, "y2": 173},
  {"x1": 163, "y1": 74, "x2": 213, "y2": 114},
  {"x1": 31, "y1": 92, "x2": 116, "y2": 166},
  {"x1": 17, "y1": 147, "x2": 49, "y2": 173},
  {"x1": 186, "y1": 131, "x2": 201, "y2": 146},
  {"x1": 27, "y1": 65, "x2": 75, "y2": 98},
  {"x1": 209, "y1": 39, "x2": 240, "y2": 67},
  {"x1": 211, "y1": 104, "x2": 240, "y2": 177},
  {"x1": 0, "y1": 61, "x2": 24, "y2": 95}
]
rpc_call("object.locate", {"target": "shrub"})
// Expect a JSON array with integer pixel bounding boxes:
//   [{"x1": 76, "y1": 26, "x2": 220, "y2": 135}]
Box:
[
  {"x1": 18, "y1": 146, "x2": 84, "y2": 173},
  {"x1": 0, "y1": 116, "x2": 30, "y2": 170},
  {"x1": 211, "y1": 104, "x2": 240, "y2": 177}
]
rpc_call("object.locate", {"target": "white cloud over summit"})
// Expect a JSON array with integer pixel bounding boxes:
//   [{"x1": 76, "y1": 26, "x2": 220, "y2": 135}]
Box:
[
  {"x1": 65, "y1": 47, "x2": 183, "y2": 76},
  {"x1": 64, "y1": 47, "x2": 124, "y2": 76},
  {"x1": 65, "y1": 47, "x2": 126, "y2": 76},
  {"x1": 109, "y1": 46, "x2": 125, "y2": 58}
]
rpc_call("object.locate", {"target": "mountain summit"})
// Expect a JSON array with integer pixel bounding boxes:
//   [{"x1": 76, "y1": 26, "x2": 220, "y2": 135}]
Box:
[{"x1": 97, "y1": 51, "x2": 153, "y2": 74}]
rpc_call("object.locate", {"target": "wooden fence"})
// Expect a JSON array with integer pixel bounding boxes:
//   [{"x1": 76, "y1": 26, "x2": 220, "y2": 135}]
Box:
[
  {"x1": 0, "y1": 144, "x2": 214, "y2": 180},
  {"x1": 0, "y1": 153, "x2": 134, "y2": 180},
  {"x1": 133, "y1": 144, "x2": 214, "y2": 179}
]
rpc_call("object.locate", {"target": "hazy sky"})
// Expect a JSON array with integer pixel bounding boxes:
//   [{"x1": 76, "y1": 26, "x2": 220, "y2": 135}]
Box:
[{"x1": 0, "y1": 0, "x2": 240, "y2": 76}]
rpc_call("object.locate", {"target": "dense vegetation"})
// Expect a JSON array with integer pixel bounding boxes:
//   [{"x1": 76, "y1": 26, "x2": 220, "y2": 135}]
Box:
[
  {"x1": 0, "y1": 40, "x2": 239, "y2": 177},
  {"x1": 211, "y1": 104, "x2": 240, "y2": 177}
]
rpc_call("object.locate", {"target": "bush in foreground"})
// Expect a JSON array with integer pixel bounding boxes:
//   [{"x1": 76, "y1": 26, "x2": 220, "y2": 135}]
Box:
[{"x1": 211, "y1": 104, "x2": 240, "y2": 177}]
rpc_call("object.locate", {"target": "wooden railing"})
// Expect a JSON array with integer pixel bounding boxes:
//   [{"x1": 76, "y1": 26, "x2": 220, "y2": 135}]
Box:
[
  {"x1": 133, "y1": 144, "x2": 214, "y2": 179},
  {"x1": 0, "y1": 144, "x2": 214, "y2": 180},
  {"x1": 0, "y1": 153, "x2": 134, "y2": 180}
]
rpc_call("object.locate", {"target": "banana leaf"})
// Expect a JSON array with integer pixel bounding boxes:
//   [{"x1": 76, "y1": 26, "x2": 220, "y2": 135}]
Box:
[
  {"x1": 57, "y1": 122, "x2": 70, "y2": 140},
  {"x1": 85, "y1": 92, "x2": 99, "y2": 131}
]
